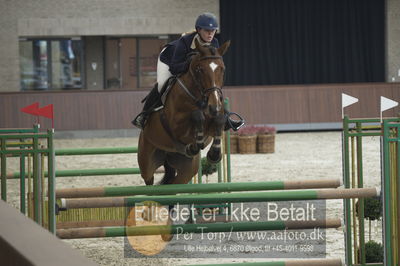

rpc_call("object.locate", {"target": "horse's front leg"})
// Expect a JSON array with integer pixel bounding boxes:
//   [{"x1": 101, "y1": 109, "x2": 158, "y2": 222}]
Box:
[
  {"x1": 185, "y1": 110, "x2": 205, "y2": 157},
  {"x1": 206, "y1": 113, "x2": 225, "y2": 164}
]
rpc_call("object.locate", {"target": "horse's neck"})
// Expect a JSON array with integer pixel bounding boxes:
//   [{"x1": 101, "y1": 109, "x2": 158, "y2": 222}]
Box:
[
  {"x1": 164, "y1": 72, "x2": 198, "y2": 114},
  {"x1": 178, "y1": 72, "x2": 198, "y2": 98},
  {"x1": 179, "y1": 71, "x2": 194, "y2": 86}
]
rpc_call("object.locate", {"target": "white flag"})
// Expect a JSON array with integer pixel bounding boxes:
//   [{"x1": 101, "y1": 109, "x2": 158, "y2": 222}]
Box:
[
  {"x1": 342, "y1": 93, "x2": 359, "y2": 108},
  {"x1": 381, "y1": 96, "x2": 398, "y2": 112}
]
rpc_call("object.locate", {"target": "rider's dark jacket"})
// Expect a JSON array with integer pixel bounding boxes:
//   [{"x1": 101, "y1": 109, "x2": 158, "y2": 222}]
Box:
[{"x1": 159, "y1": 32, "x2": 220, "y2": 76}]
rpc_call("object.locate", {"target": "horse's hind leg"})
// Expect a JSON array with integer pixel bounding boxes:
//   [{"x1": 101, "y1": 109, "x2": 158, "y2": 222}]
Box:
[
  {"x1": 160, "y1": 154, "x2": 199, "y2": 242},
  {"x1": 138, "y1": 132, "x2": 165, "y2": 186}
]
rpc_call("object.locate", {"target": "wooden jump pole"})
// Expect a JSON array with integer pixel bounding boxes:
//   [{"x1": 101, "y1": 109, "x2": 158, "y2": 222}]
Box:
[
  {"x1": 57, "y1": 219, "x2": 126, "y2": 229},
  {"x1": 59, "y1": 187, "x2": 378, "y2": 209},
  {"x1": 56, "y1": 218, "x2": 342, "y2": 239},
  {"x1": 55, "y1": 178, "x2": 342, "y2": 198}
]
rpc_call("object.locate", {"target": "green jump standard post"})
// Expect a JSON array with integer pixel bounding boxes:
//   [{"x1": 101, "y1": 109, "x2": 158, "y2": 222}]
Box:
[{"x1": 0, "y1": 129, "x2": 55, "y2": 234}]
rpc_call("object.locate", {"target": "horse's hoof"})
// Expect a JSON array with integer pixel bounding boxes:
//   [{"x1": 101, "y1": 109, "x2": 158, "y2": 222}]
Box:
[
  {"x1": 207, "y1": 151, "x2": 222, "y2": 164},
  {"x1": 161, "y1": 217, "x2": 174, "y2": 241},
  {"x1": 161, "y1": 233, "x2": 174, "y2": 242},
  {"x1": 185, "y1": 145, "x2": 200, "y2": 158}
]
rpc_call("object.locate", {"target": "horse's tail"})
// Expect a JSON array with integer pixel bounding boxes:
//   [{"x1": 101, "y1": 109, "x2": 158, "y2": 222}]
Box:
[{"x1": 159, "y1": 161, "x2": 176, "y2": 185}]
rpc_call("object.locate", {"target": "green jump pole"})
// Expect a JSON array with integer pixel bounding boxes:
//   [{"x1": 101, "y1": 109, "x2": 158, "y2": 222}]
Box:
[
  {"x1": 59, "y1": 188, "x2": 378, "y2": 209},
  {"x1": 8, "y1": 167, "x2": 142, "y2": 179},
  {"x1": 56, "y1": 219, "x2": 341, "y2": 239},
  {"x1": 0, "y1": 125, "x2": 39, "y2": 134},
  {"x1": 55, "y1": 179, "x2": 342, "y2": 198},
  {"x1": 52, "y1": 168, "x2": 141, "y2": 177},
  {"x1": 55, "y1": 147, "x2": 138, "y2": 156}
]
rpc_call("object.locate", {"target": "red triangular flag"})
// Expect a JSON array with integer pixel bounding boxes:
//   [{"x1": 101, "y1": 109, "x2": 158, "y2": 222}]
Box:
[
  {"x1": 21, "y1": 102, "x2": 39, "y2": 115},
  {"x1": 37, "y1": 104, "x2": 53, "y2": 119}
]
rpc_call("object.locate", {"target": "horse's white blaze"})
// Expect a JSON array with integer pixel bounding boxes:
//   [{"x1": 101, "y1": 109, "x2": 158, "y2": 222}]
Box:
[
  {"x1": 213, "y1": 91, "x2": 222, "y2": 111},
  {"x1": 209, "y1": 62, "x2": 218, "y2": 87},
  {"x1": 209, "y1": 62, "x2": 218, "y2": 72}
]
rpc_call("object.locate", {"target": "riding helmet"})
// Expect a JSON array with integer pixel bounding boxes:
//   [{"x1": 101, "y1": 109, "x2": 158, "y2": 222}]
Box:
[{"x1": 195, "y1": 12, "x2": 219, "y2": 31}]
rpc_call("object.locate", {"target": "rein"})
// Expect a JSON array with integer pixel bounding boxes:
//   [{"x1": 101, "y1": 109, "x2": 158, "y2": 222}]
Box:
[{"x1": 177, "y1": 54, "x2": 224, "y2": 109}]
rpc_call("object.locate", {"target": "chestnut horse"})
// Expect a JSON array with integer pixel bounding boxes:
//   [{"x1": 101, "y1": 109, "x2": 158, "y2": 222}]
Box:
[{"x1": 138, "y1": 39, "x2": 230, "y2": 187}]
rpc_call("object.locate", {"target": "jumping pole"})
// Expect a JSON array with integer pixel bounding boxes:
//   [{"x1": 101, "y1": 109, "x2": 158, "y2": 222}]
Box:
[
  {"x1": 57, "y1": 218, "x2": 342, "y2": 239},
  {"x1": 55, "y1": 179, "x2": 342, "y2": 198},
  {"x1": 59, "y1": 188, "x2": 379, "y2": 209}
]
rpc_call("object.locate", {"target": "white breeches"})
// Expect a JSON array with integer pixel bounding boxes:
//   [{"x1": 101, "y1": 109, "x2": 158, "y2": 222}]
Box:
[{"x1": 157, "y1": 48, "x2": 172, "y2": 92}]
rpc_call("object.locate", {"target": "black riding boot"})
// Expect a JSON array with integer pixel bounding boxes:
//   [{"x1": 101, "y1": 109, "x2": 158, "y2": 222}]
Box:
[
  {"x1": 132, "y1": 84, "x2": 161, "y2": 129},
  {"x1": 224, "y1": 111, "x2": 245, "y2": 131}
]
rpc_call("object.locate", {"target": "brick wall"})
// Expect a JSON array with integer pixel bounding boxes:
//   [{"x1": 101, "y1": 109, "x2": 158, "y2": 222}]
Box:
[
  {"x1": 1, "y1": 0, "x2": 399, "y2": 92},
  {"x1": 0, "y1": 0, "x2": 219, "y2": 91}
]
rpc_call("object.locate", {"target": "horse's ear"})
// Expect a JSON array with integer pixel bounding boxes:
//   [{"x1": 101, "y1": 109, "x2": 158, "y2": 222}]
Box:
[
  {"x1": 218, "y1": 40, "x2": 231, "y2": 56},
  {"x1": 195, "y1": 38, "x2": 208, "y2": 55}
]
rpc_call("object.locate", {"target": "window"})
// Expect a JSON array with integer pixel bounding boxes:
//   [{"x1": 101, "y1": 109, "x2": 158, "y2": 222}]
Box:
[
  {"x1": 139, "y1": 38, "x2": 166, "y2": 88},
  {"x1": 105, "y1": 37, "x2": 168, "y2": 90},
  {"x1": 19, "y1": 38, "x2": 83, "y2": 90}
]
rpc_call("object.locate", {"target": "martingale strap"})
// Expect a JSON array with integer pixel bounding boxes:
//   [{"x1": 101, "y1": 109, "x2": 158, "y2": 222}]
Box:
[
  {"x1": 176, "y1": 78, "x2": 197, "y2": 102},
  {"x1": 177, "y1": 77, "x2": 223, "y2": 110}
]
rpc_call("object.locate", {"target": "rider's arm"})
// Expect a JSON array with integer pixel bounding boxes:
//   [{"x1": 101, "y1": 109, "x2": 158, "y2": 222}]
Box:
[{"x1": 169, "y1": 38, "x2": 191, "y2": 75}]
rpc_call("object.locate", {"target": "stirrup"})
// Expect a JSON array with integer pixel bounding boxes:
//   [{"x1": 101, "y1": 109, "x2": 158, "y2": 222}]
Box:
[{"x1": 225, "y1": 112, "x2": 245, "y2": 131}]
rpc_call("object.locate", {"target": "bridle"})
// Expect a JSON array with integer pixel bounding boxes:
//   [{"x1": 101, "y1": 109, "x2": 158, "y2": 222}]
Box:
[{"x1": 177, "y1": 54, "x2": 224, "y2": 110}]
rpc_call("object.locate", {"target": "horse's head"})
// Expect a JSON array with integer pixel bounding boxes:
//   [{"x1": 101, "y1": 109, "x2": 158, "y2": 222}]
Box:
[{"x1": 189, "y1": 39, "x2": 230, "y2": 118}]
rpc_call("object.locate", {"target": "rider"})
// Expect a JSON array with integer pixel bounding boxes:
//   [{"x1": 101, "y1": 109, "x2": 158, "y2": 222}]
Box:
[{"x1": 132, "y1": 12, "x2": 244, "y2": 131}]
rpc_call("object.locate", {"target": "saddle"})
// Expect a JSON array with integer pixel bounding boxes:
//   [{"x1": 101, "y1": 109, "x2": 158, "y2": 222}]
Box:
[
  {"x1": 160, "y1": 76, "x2": 177, "y2": 105},
  {"x1": 140, "y1": 76, "x2": 177, "y2": 113}
]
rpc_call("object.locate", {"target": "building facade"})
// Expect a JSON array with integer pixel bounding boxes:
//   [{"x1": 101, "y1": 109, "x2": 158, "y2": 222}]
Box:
[
  {"x1": 0, "y1": 0, "x2": 218, "y2": 92},
  {"x1": 1, "y1": 0, "x2": 400, "y2": 131}
]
